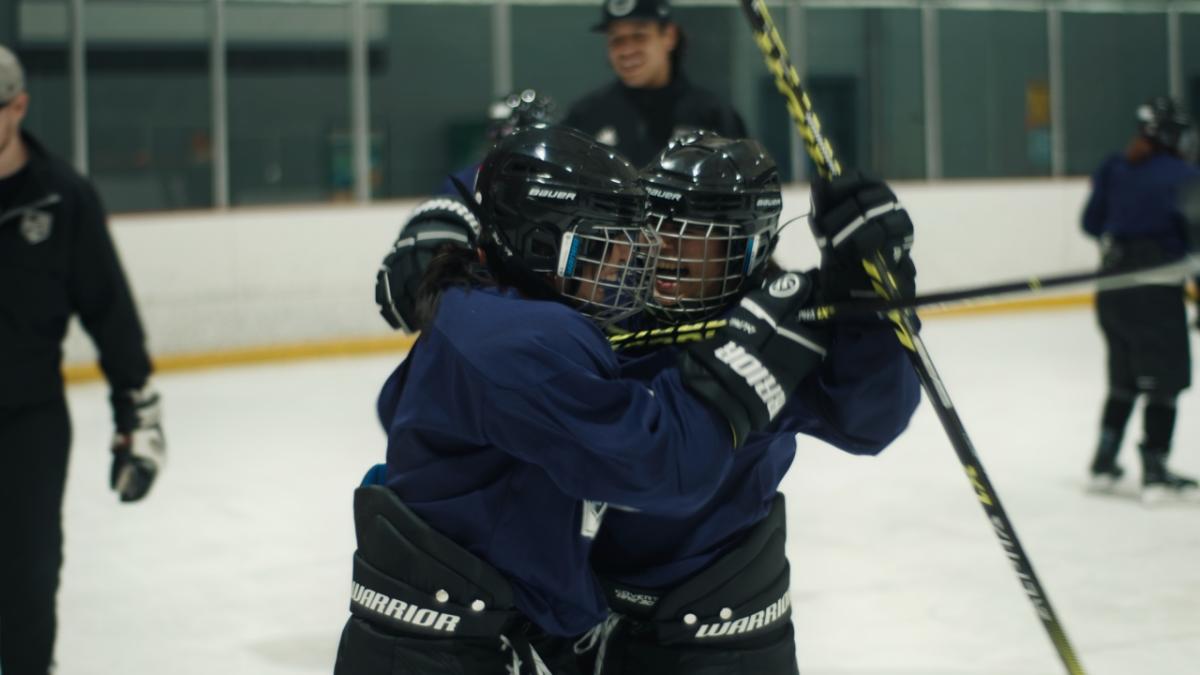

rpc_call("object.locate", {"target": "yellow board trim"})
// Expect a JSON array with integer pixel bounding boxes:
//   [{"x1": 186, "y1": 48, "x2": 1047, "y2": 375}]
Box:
[
  {"x1": 62, "y1": 293, "x2": 1095, "y2": 385},
  {"x1": 64, "y1": 334, "x2": 417, "y2": 385},
  {"x1": 922, "y1": 291, "x2": 1094, "y2": 318}
]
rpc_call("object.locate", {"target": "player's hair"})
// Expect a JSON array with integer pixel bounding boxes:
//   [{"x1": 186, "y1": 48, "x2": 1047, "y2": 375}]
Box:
[{"x1": 413, "y1": 246, "x2": 495, "y2": 331}]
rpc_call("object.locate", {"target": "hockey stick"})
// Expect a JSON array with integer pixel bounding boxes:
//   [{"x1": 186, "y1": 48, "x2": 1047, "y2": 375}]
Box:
[
  {"x1": 738, "y1": 1, "x2": 1087, "y2": 673},
  {"x1": 608, "y1": 253, "x2": 1200, "y2": 350},
  {"x1": 799, "y1": 253, "x2": 1200, "y2": 321}
]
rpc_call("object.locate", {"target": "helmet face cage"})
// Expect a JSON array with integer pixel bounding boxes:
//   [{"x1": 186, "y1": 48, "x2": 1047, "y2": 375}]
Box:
[
  {"x1": 475, "y1": 124, "x2": 658, "y2": 325},
  {"x1": 645, "y1": 211, "x2": 771, "y2": 324},
  {"x1": 558, "y1": 220, "x2": 662, "y2": 327}
]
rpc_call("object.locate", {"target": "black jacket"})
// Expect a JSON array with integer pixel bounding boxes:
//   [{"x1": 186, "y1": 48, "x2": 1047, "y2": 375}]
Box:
[
  {"x1": 0, "y1": 131, "x2": 151, "y2": 416},
  {"x1": 564, "y1": 74, "x2": 747, "y2": 167}
]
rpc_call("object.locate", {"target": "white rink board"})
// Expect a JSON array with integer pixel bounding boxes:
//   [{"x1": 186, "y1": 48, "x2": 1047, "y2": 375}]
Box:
[{"x1": 63, "y1": 178, "x2": 1098, "y2": 363}]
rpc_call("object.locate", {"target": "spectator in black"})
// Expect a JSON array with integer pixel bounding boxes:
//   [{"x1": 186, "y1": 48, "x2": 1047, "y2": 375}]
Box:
[
  {"x1": 0, "y1": 44, "x2": 165, "y2": 675},
  {"x1": 564, "y1": 0, "x2": 746, "y2": 167}
]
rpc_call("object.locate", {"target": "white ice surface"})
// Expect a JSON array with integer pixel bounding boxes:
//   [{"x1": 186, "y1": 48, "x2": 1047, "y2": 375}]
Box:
[{"x1": 55, "y1": 307, "x2": 1200, "y2": 675}]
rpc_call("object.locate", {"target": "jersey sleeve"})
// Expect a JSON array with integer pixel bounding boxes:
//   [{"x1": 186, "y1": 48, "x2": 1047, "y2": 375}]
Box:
[
  {"x1": 1082, "y1": 156, "x2": 1118, "y2": 238},
  {"x1": 68, "y1": 178, "x2": 153, "y2": 397},
  {"x1": 773, "y1": 322, "x2": 920, "y2": 455},
  {"x1": 467, "y1": 327, "x2": 735, "y2": 515}
]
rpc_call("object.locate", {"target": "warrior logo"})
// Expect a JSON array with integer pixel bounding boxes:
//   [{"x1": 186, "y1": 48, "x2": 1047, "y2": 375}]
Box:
[
  {"x1": 713, "y1": 341, "x2": 785, "y2": 418},
  {"x1": 20, "y1": 210, "x2": 53, "y2": 245},
  {"x1": 694, "y1": 591, "x2": 791, "y2": 639},
  {"x1": 351, "y1": 582, "x2": 462, "y2": 633},
  {"x1": 756, "y1": 196, "x2": 782, "y2": 209}
]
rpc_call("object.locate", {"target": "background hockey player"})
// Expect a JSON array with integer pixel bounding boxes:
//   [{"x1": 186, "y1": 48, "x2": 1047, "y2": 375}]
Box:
[
  {"x1": 338, "y1": 125, "x2": 831, "y2": 674},
  {"x1": 563, "y1": 0, "x2": 745, "y2": 167},
  {"x1": 1083, "y1": 96, "x2": 1200, "y2": 503},
  {"x1": 0, "y1": 44, "x2": 164, "y2": 675}
]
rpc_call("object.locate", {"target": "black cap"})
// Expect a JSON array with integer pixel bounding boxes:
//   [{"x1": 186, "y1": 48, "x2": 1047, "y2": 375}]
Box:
[{"x1": 592, "y1": 0, "x2": 672, "y2": 32}]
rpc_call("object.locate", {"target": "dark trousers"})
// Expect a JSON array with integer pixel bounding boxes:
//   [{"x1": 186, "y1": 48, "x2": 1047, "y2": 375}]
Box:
[
  {"x1": 0, "y1": 397, "x2": 71, "y2": 675},
  {"x1": 1097, "y1": 284, "x2": 1190, "y2": 395}
]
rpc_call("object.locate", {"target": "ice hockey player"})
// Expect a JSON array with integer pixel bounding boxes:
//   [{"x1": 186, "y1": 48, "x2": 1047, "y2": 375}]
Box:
[
  {"x1": 1083, "y1": 96, "x2": 1200, "y2": 503},
  {"x1": 578, "y1": 132, "x2": 920, "y2": 674},
  {"x1": 372, "y1": 130, "x2": 921, "y2": 674},
  {"x1": 336, "y1": 124, "x2": 832, "y2": 674}
]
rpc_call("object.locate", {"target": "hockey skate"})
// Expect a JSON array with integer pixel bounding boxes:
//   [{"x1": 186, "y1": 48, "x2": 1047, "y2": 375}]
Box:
[
  {"x1": 1086, "y1": 432, "x2": 1124, "y2": 493},
  {"x1": 1139, "y1": 445, "x2": 1199, "y2": 505}
]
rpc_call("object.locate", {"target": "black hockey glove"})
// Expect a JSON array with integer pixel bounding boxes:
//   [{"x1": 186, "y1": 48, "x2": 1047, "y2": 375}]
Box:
[
  {"x1": 376, "y1": 198, "x2": 480, "y2": 332},
  {"x1": 679, "y1": 270, "x2": 829, "y2": 447},
  {"x1": 110, "y1": 386, "x2": 165, "y2": 503},
  {"x1": 810, "y1": 172, "x2": 916, "y2": 304}
]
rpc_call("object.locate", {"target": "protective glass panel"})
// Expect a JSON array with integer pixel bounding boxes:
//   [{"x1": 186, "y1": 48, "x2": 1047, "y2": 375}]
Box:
[
  {"x1": 805, "y1": 7, "x2": 926, "y2": 179},
  {"x1": 226, "y1": 1, "x2": 350, "y2": 206},
  {"x1": 939, "y1": 9, "x2": 1050, "y2": 178},
  {"x1": 14, "y1": 0, "x2": 73, "y2": 163},
  {"x1": 1063, "y1": 11, "x2": 1169, "y2": 175},
  {"x1": 85, "y1": 0, "x2": 212, "y2": 212},
  {"x1": 370, "y1": 1, "x2": 491, "y2": 198}
]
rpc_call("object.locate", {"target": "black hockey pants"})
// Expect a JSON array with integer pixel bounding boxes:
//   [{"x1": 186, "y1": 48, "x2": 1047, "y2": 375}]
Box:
[
  {"x1": 333, "y1": 485, "x2": 582, "y2": 675},
  {"x1": 1096, "y1": 240, "x2": 1191, "y2": 395},
  {"x1": 578, "y1": 495, "x2": 798, "y2": 675},
  {"x1": 0, "y1": 397, "x2": 71, "y2": 675}
]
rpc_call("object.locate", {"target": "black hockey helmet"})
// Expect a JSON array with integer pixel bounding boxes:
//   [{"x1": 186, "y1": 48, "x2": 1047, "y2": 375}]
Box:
[
  {"x1": 487, "y1": 89, "x2": 556, "y2": 141},
  {"x1": 473, "y1": 124, "x2": 660, "y2": 326},
  {"x1": 1137, "y1": 96, "x2": 1195, "y2": 155},
  {"x1": 640, "y1": 131, "x2": 783, "y2": 324}
]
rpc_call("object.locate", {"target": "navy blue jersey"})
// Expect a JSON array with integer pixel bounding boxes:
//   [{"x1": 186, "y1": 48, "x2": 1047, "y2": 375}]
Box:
[
  {"x1": 592, "y1": 322, "x2": 920, "y2": 588},
  {"x1": 438, "y1": 163, "x2": 481, "y2": 197},
  {"x1": 1082, "y1": 152, "x2": 1200, "y2": 257},
  {"x1": 377, "y1": 285, "x2": 736, "y2": 636}
]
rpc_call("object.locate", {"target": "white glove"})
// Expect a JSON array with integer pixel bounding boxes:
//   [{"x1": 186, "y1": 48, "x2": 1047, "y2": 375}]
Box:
[{"x1": 110, "y1": 386, "x2": 166, "y2": 503}]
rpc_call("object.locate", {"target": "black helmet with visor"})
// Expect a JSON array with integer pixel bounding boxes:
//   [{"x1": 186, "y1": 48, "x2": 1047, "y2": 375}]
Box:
[
  {"x1": 473, "y1": 124, "x2": 661, "y2": 327},
  {"x1": 640, "y1": 131, "x2": 783, "y2": 325}
]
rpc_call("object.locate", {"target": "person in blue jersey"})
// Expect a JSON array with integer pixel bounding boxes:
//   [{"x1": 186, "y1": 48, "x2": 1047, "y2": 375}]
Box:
[
  {"x1": 1083, "y1": 96, "x2": 1200, "y2": 504},
  {"x1": 576, "y1": 133, "x2": 920, "y2": 675},
  {"x1": 336, "y1": 124, "x2": 833, "y2": 675},
  {"x1": 438, "y1": 88, "x2": 557, "y2": 196},
  {"x1": 371, "y1": 131, "x2": 921, "y2": 675}
]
